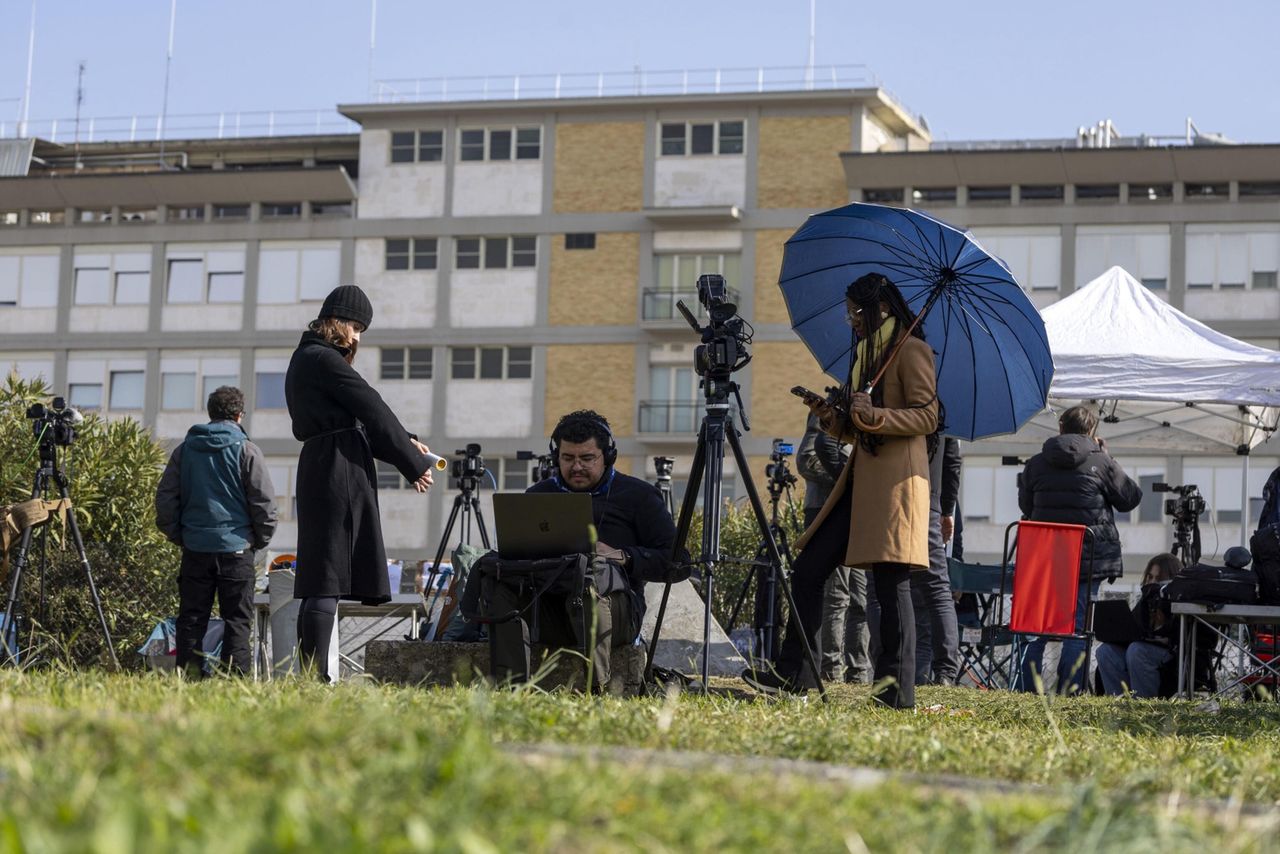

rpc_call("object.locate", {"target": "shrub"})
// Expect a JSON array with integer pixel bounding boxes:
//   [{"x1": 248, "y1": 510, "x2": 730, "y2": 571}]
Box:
[{"x1": 0, "y1": 374, "x2": 180, "y2": 669}]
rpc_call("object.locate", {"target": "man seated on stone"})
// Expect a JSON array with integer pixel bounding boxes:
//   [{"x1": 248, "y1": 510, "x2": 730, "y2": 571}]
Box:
[{"x1": 489, "y1": 409, "x2": 689, "y2": 691}]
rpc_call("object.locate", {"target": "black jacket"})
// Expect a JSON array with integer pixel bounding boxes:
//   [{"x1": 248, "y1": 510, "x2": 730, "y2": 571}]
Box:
[
  {"x1": 798, "y1": 413, "x2": 847, "y2": 511},
  {"x1": 286, "y1": 331, "x2": 428, "y2": 603},
  {"x1": 527, "y1": 469, "x2": 684, "y2": 621},
  {"x1": 1018, "y1": 433, "x2": 1142, "y2": 580}
]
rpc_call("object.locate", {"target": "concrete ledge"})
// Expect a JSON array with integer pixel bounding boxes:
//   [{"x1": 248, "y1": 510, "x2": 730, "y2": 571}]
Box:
[{"x1": 364, "y1": 640, "x2": 646, "y2": 696}]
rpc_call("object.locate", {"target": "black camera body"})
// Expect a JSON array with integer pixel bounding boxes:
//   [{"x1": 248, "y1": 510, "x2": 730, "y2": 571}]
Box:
[
  {"x1": 765, "y1": 438, "x2": 798, "y2": 492},
  {"x1": 1153, "y1": 482, "x2": 1207, "y2": 523},
  {"x1": 653, "y1": 456, "x2": 675, "y2": 479},
  {"x1": 26, "y1": 397, "x2": 80, "y2": 447},
  {"x1": 450, "y1": 443, "x2": 486, "y2": 484},
  {"x1": 517, "y1": 449, "x2": 556, "y2": 483},
  {"x1": 678, "y1": 274, "x2": 752, "y2": 383}
]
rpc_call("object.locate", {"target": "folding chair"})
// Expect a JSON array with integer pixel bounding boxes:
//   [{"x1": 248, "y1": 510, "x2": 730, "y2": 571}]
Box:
[
  {"x1": 998, "y1": 520, "x2": 1096, "y2": 694},
  {"x1": 948, "y1": 557, "x2": 1013, "y2": 689}
]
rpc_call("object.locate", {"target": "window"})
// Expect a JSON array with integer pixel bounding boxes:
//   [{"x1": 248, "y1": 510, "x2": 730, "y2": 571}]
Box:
[
  {"x1": 450, "y1": 346, "x2": 532, "y2": 380},
  {"x1": 68, "y1": 383, "x2": 103, "y2": 410},
  {"x1": 116, "y1": 270, "x2": 150, "y2": 304},
  {"x1": 0, "y1": 212, "x2": 18, "y2": 227},
  {"x1": 659, "y1": 120, "x2": 745, "y2": 156},
  {"x1": 642, "y1": 365, "x2": 698, "y2": 433},
  {"x1": 1131, "y1": 184, "x2": 1172, "y2": 202},
  {"x1": 161, "y1": 372, "x2": 197, "y2": 410},
  {"x1": 565, "y1": 233, "x2": 596, "y2": 250},
  {"x1": 312, "y1": 201, "x2": 353, "y2": 218},
  {"x1": 648, "y1": 252, "x2": 742, "y2": 319},
  {"x1": 1240, "y1": 182, "x2": 1280, "y2": 199},
  {"x1": 79, "y1": 209, "x2": 112, "y2": 224},
  {"x1": 912, "y1": 187, "x2": 956, "y2": 204},
  {"x1": 258, "y1": 244, "x2": 340, "y2": 303},
  {"x1": 30, "y1": 210, "x2": 65, "y2": 226},
  {"x1": 203, "y1": 373, "x2": 237, "y2": 401},
  {"x1": 380, "y1": 347, "x2": 433, "y2": 380},
  {"x1": 1019, "y1": 184, "x2": 1064, "y2": 202},
  {"x1": 457, "y1": 127, "x2": 541, "y2": 162},
  {"x1": 968, "y1": 186, "x2": 1011, "y2": 203},
  {"x1": 501, "y1": 458, "x2": 531, "y2": 491},
  {"x1": 384, "y1": 238, "x2": 438, "y2": 271},
  {"x1": 109, "y1": 370, "x2": 145, "y2": 410},
  {"x1": 167, "y1": 259, "x2": 204, "y2": 303},
  {"x1": 1075, "y1": 184, "x2": 1120, "y2": 201},
  {"x1": 966, "y1": 229, "x2": 1061, "y2": 292},
  {"x1": 256, "y1": 372, "x2": 287, "y2": 409},
  {"x1": 863, "y1": 188, "x2": 904, "y2": 204},
  {"x1": 74, "y1": 267, "x2": 111, "y2": 305},
  {"x1": 212, "y1": 204, "x2": 249, "y2": 220},
  {"x1": 1186, "y1": 228, "x2": 1280, "y2": 291},
  {"x1": 0, "y1": 253, "x2": 59, "y2": 308},
  {"x1": 167, "y1": 206, "x2": 205, "y2": 222},
  {"x1": 390, "y1": 129, "x2": 444, "y2": 163},
  {"x1": 454, "y1": 236, "x2": 537, "y2": 270},
  {"x1": 73, "y1": 251, "x2": 151, "y2": 306},
  {"x1": 166, "y1": 248, "x2": 247, "y2": 305},
  {"x1": 376, "y1": 461, "x2": 404, "y2": 490},
  {"x1": 119, "y1": 207, "x2": 158, "y2": 223},
  {"x1": 1185, "y1": 182, "x2": 1228, "y2": 199},
  {"x1": 1076, "y1": 227, "x2": 1169, "y2": 288},
  {"x1": 261, "y1": 203, "x2": 301, "y2": 219}
]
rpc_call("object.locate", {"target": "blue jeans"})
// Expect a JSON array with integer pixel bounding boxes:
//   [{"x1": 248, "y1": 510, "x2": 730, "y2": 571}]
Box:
[
  {"x1": 1014, "y1": 581, "x2": 1099, "y2": 695},
  {"x1": 1096, "y1": 640, "x2": 1173, "y2": 698}
]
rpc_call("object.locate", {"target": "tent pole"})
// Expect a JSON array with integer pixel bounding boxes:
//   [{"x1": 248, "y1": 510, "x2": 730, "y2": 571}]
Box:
[{"x1": 1240, "y1": 452, "x2": 1251, "y2": 548}]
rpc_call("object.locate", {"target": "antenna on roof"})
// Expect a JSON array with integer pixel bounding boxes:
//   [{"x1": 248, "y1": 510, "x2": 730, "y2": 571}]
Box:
[
  {"x1": 368, "y1": 0, "x2": 378, "y2": 100},
  {"x1": 73, "y1": 60, "x2": 86, "y2": 169},
  {"x1": 158, "y1": 0, "x2": 177, "y2": 169},
  {"x1": 18, "y1": 0, "x2": 36, "y2": 138}
]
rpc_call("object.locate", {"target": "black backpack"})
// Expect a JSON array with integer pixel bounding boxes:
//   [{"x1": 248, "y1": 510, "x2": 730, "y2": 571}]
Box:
[
  {"x1": 1164, "y1": 561, "x2": 1259, "y2": 606},
  {"x1": 1250, "y1": 524, "x2": 1280, "y2": 605}
]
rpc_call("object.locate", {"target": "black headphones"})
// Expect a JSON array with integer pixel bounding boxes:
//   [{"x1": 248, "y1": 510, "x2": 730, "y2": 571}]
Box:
[{"x1": 549, "y1": 412, "x2": 618, "y2": 468}]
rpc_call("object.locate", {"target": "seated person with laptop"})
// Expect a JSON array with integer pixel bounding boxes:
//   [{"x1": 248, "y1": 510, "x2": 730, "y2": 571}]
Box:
[
  {"x1": 1094, "y1": 552, "x2": 1181, "y2": 697},
  {"x1": 481, "y1": 410, "x2": 689, "y2": 691}
]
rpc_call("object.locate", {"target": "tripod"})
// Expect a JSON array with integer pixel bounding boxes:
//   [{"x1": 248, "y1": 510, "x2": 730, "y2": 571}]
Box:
[
  {"x1": 723, "y1": 450, "x2": 798, "y2": 662},
  {"x1": 1, "y1": 438, "x2": 118, "y2": 669},
  {"x1": 1171, "y1": 518, "x2": 1202, "y2": 567},
  {"x1": 653, "y1": 456, "x2": 676, "y2": 517},
  {"x1": 422, "y1": 447, "x2": 491, "y2": 604},
  {"x1": 644, "y1": 279, "x2": 824, "y2": 696}
]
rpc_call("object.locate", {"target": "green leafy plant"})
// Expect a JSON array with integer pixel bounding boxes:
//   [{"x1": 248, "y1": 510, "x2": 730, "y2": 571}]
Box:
[{"x1": 1, "y1": 374, "x2": 179, "y2": 668}]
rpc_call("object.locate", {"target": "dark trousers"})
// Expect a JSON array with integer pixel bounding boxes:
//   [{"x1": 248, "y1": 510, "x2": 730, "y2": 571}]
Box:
[
  {"x1": 911, "y1": 506, "x2": 960, "y2": 685},
  {"x1": 488, "y1": 572, "x2": 635, "y2": 691},
  {"x1": 778, "y1": 488, "x2": 917, "y2": 707},
  {"x1": 176, "y1": 549, "x2": 255, "y2": 676}
]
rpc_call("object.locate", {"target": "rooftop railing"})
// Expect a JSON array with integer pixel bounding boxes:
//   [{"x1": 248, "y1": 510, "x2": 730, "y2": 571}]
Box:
[{"x1": 0, "y1": 108, "x2": 360, "y2": 143}]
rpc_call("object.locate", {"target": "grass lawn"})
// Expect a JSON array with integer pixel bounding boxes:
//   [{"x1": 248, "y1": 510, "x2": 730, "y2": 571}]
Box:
[{"x1": 2, "y1": 671, "x2": 1279, "y2": 852}]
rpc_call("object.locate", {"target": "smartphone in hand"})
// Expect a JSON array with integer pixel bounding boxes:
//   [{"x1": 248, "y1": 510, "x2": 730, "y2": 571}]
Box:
[{"x1": 790, "y1": 385, "x2": 825, "y2": 407}]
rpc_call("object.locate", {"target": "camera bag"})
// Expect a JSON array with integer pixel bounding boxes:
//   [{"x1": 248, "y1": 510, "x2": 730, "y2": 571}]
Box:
[
  {"x1": 1164, "y1": 561, "x2": 1259, "y2": 606},
  {"x1": 1250, "y1": 524, "x2": 1280, "y2": 606}
]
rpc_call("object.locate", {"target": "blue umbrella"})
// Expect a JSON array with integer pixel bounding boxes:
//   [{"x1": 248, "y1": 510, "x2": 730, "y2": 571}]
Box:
[{"x1": 778, "y1": 202, "x2": 1053, "y2": 441}]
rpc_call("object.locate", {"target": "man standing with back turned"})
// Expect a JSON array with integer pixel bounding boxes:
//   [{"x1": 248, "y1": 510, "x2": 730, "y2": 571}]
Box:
[{"x1": 156, "y1": 386, "x2": 277, "y2": 678}]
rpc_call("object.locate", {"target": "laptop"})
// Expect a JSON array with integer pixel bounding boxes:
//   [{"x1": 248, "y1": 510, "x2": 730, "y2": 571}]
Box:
[
  {"x1": 492, "y1": 493, "x2": 595, "y2": 560},
  {"x1": 1091, "y1": 599, "x2": 1145, "y2": 644}
]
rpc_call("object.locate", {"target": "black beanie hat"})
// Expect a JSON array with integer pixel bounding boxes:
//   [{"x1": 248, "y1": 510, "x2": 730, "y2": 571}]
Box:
[{"x1": 319, "y1": 285, "x2": 373, "y2": 330}]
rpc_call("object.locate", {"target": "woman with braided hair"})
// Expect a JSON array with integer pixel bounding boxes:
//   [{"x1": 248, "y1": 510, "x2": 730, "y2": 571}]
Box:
[{"x1": 744, "y1": 272, "x2": 938, "y2": 708}]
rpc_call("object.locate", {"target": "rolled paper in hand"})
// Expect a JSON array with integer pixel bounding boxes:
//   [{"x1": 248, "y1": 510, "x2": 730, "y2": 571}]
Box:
[{"x1": 424, "y1": 452, "x2": 449, "y2": 471}]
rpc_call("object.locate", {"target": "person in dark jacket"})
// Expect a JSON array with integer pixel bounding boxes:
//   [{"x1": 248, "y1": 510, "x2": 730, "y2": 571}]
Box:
[
  {"x1": 1015, "y1": 404, "x2": 1142, "y2": 694},
  {"x1": 911, "y1": 435, "x2": 962, "y2": 685},
  {"x1": 156, "y1": 386, "x2": 277, "y2": 677},
  {"x1": 797, "y1": 411, "x2": 869, "y2": 683},
  {"x1": 285, "y1": 285, "x2": 433, "y2": 682},
  {"x1": 513, "y1": 410, "x2": 690, "y2": 689}
]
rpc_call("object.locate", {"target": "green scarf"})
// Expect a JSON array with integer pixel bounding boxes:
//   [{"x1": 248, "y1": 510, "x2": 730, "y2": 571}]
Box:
[{"x1": 854, "y1": 316, "x2": 898, "y2": 380}]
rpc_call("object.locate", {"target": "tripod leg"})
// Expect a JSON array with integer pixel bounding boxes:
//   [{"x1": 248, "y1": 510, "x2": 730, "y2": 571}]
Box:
[
  {"x1": 2, "y1": 469, "x2": 48, "y2": 666},
  {"x1": 697, "y1": 415, "x2": 728, "y2": 691},
  {"x1": 53, "y1": 475, "x2": 119, "y2": 670},
  {"x1": 470, "y1": 498, "x2": 492, "y2": 550},
  {"x1": 643, "y1": 426, "x2": 707, "y2": 681},
  {"x1": 426, "y1": 496, "x2": 464, "y2": 595},
  {"x1": 726, "y1": 424, "x2": 826, "y2": 700}
]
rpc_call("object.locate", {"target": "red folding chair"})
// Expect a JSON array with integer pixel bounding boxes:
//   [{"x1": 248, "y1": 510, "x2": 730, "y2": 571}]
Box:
[{"x1": 998, "y1": 520, "x2": 1096, "y2": 693}]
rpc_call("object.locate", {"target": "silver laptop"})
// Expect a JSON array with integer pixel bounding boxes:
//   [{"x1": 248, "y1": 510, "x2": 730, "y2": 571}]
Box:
[{"x1": 492, "y1": 493, "x2": 595, "y2": 560}]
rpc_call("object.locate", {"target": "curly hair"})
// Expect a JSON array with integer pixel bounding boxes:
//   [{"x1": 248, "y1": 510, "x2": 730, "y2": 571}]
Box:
[
  {"x1": 207, "y1": 385, "x2": 245, "y2": 421},
  {"x1": 551, "y1": 410, "x2": 614, "y2": 455}
]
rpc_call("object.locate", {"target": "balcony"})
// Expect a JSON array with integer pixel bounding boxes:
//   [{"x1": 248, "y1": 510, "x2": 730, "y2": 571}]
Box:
[
  {"x1": 641, "y1": 287, "x2": 741, "y2": 323},
  {"x1": 639, "y1": 401, "x2": 701, "y2": 435}
]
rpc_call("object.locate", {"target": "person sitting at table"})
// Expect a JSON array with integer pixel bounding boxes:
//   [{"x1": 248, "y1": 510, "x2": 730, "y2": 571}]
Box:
[{"x1": 1095, "y1": 553, "x2": 1180, "y2": 698}]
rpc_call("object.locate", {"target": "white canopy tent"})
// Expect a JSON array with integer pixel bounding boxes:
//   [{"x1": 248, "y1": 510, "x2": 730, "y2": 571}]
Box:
[{"x1": 1014, "y1": 266, "x2": 1280, "y2": 543}]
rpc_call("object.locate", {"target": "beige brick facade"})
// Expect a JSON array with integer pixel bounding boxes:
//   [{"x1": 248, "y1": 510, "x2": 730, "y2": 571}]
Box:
[
  {"x1": 752, "y1": 228, "x2": 794, "y2": 323},
  {"x1": 544, "y1": 343, "x2": 636, "y2": 438},
  {"x1": 748, "y1": 341, "x2": 832, "y2": 439},
  {"x1": 548, "y1": 232, "x2": 639, "y2": 326},
  {"x1": 553, "y1": 121, "x2": 645, "y2": 213},
  {"x1": 756, "y1": 115, "x2": 851, "y2": 211}
]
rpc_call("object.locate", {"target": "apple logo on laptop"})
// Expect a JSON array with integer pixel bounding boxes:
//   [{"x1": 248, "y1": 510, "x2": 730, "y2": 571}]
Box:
[{"x1": 539, "y1": 521, "x2": 551, "y2": 532}]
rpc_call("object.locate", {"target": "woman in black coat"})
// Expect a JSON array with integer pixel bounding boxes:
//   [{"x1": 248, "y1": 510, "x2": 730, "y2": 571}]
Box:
[{"x1": 286, "y1": 285, "x2": 433, "y2": 681}]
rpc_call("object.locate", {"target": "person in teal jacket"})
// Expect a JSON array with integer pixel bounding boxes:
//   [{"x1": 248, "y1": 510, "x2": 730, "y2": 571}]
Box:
[{"x1": 156, "y1": 385, "x2": 277, "y2": 677}]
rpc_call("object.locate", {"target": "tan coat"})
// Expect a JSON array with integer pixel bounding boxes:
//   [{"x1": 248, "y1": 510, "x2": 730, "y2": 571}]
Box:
[{"x1": 795, "y1": 335, "x2": 938, "y2": 570}]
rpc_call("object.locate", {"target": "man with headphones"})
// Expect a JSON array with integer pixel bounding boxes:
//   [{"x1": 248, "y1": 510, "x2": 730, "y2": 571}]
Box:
[{"x1": 514, "y1": 409, "x2": 689, "y2": 690}]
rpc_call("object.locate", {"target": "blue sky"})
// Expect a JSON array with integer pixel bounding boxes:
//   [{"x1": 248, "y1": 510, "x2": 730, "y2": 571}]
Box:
[{"x1": 2, "y1": 0, "x2": 1278, "y2": 143}]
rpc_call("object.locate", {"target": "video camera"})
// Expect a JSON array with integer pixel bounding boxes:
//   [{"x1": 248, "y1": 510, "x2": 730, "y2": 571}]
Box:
[
  {"x1": 517, "y1": 449, "x2": 557, "y2": 484},
  {"x1": 765, "y1": 438, "x2": 798, "y2": 494},
  {"x1": 653, "y1": 456, "x2": 675, "y2": 479},
  {"x1": 26, "y1": 397, "x2": 83, "y2": 447},
  {"x1": 450, "y1": 443, "x2": 486, "y2": 486},
  {"x1": 676, "y1": 274, "x2": 753, "y2": 382},
  {"x1": 1153, "y1": 482, "x2": 1207, "y2": 523}
]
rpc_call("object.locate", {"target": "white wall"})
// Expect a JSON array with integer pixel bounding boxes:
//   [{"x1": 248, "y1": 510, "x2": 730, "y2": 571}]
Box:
[
  {"x1": 161, "y1": 305, "x2": 242, "y2": 330},
  {"x1": 449, "y1": 269, "x2": 537, "y2": 327},
  {"x1": 357, "y1": 129, "x2": 447, "y2": 219},
  {"x1": 444, "y1": 380, "x2": 533, "y2": 438},
  {"x1": 653, "y1": 158, "x2": 746, "y2": 207},
  {"x1": 451, "y1": 162, "x2": 543, "y2": 216},
  {"x1": 372, "y1": 375, "x2": 435, "y2": 438}
]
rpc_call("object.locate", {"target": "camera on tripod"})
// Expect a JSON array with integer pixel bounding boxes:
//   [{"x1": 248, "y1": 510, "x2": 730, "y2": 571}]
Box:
[
  {"x1": 517, "y1": 449, "x2": 557, "y2": 483},
  {"x1": 26, "y1": 397, "x2": 83, "y2": 447},
  {"x1": 677, "y1": 274, "x2": 752, "y2": 382},
  {"x1": 1153, "y1": 482, "x2": 1207, "y2": 523},
  {"x1": 450, "y1": 443, "x2": 486, "y2": 485},
  {"x1": 653, "y1": 456, "x2": 674, "y2": 479},
  {"x1": 765, "y1": 438, "x2": 798, "y2": 494}
]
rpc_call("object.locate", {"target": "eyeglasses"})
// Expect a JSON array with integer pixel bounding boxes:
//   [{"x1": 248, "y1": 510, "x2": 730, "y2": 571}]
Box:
[{"x1": 845, "y1": 306, "x2": 864, "y2": 326}]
